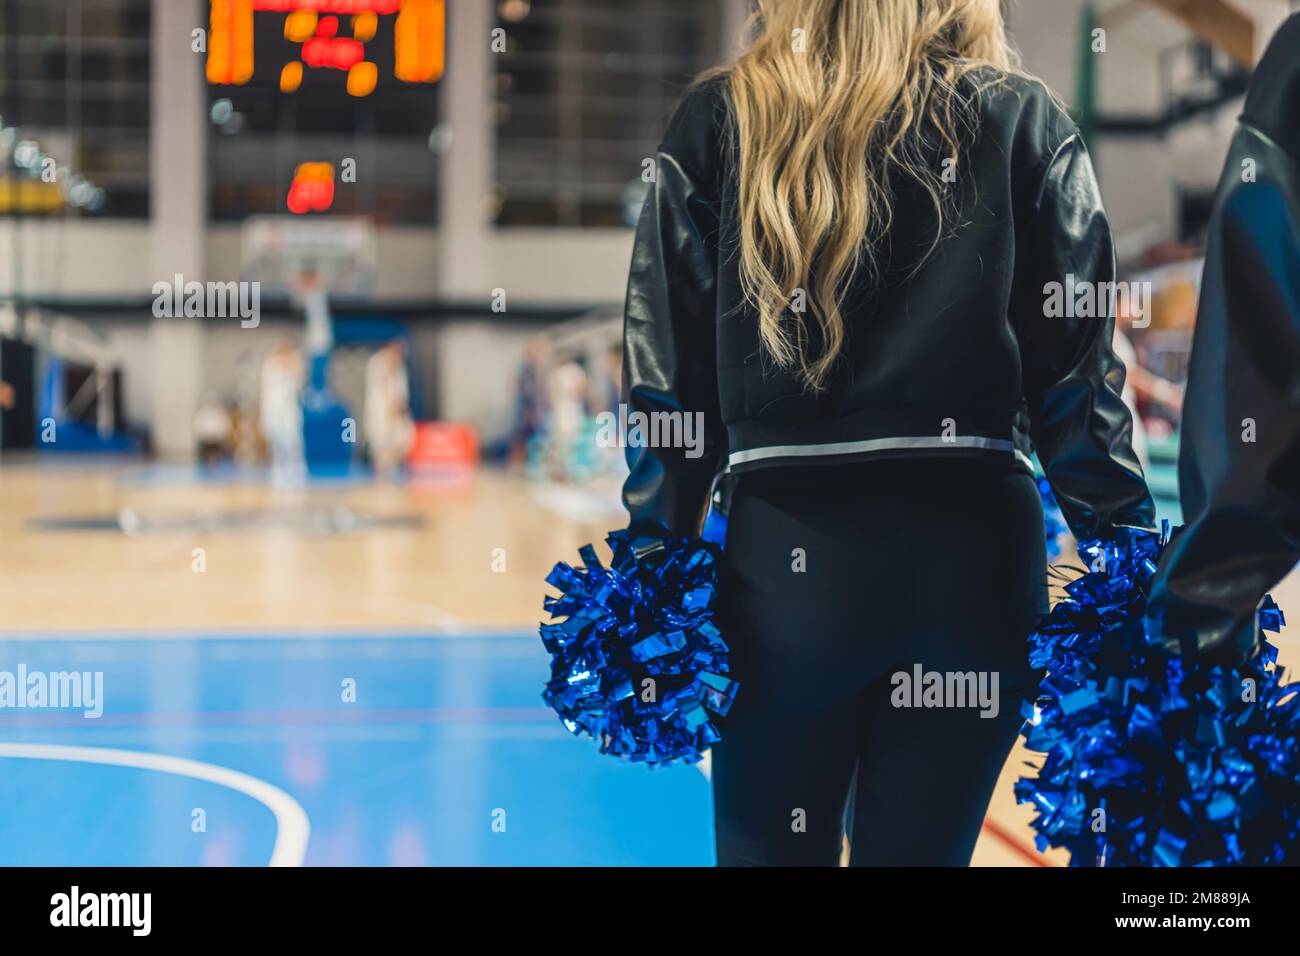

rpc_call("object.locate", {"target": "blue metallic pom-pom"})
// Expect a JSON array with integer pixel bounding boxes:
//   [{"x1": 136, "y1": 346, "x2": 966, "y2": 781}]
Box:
[
  {"x1": 1016, "y1": 524, "x2": 1298, "y2": 865},
  {"x1": 540, "y1": 530, "x2": 738, "y2": 766},
  {"x1": 1038, "y1": 476, "x2": 1068, "y2": 562}
]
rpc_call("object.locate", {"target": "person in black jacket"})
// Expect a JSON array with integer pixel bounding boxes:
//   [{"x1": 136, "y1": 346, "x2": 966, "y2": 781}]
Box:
[
  {"x1": 1144, "y1": 13, "x2": 1300, "y2": 664},
  {"x1": 622, "y1": 0, "x2": 1154, "y2": 865}
]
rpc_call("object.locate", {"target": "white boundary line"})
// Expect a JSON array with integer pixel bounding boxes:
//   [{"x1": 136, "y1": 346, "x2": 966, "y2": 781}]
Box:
[
  {"x1": 0, "y1": 626, "x2": 537, "y2": 642},
  {"x1": 0, "y1": 743, "x2": 310, "y2": 867},
  {"x1": 695, "y1": 750, "x2": 712, "y2": 782}
]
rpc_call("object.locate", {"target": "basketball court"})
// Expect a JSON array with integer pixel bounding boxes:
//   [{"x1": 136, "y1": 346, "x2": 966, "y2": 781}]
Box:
[
  {"x1": 2, "y1": 456, "x2": 1291, "y2": 867},
  {"x1": 1, "y1": 0, "x2": 1297, "y2": 870}
]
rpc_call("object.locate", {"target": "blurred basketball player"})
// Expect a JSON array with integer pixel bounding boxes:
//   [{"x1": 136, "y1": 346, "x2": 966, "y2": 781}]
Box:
[
  {"x1": 365, "y1": 340, "x2": 414, "y2": 480},
  {"x1": 260, "y1": 338, "x2": 305, "y2": 481}
]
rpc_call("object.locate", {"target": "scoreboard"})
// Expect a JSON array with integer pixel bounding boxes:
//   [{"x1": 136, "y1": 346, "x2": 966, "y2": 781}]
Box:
[{"x1": 207, "y1": 0, "x2": 445, "y2": 97}]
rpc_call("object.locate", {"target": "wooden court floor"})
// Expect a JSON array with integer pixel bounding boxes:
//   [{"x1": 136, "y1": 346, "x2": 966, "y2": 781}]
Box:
[{"x1": 1, "y1": 455, "x2": 1296, "y2": 867}]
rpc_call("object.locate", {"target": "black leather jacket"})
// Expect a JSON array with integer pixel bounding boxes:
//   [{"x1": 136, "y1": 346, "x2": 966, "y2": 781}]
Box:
[
  {"x1": 623, "y1": 70, "x2": 1155, "y2": 541},
  {"x1": 1145, "y1": 14, "x2": 1300, "y2": 663}
]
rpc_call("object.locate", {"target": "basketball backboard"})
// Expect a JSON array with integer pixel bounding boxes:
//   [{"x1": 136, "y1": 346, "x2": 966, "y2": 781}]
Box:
[{"x1": 241, "y1": 215, "x2": 377, "y2": 300}]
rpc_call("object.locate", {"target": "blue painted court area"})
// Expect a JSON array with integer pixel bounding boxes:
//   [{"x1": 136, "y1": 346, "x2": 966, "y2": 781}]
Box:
[{"x1": 0, "y1": 633, "x2": 715, "y2": 867}]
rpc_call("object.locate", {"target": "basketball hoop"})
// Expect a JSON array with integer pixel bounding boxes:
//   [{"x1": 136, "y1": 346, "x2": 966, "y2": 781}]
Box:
[
  {"x1": 241, "y1": 216, "x2": 376, "y2": 301},
  {"x1": 288, "y1": 267, "x2": 324, "y2": 309}
]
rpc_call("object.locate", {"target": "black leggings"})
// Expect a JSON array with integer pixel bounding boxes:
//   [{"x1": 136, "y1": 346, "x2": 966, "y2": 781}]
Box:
[{"x1": 711, "y1": 457, "x2": 1045, "y2": 866}]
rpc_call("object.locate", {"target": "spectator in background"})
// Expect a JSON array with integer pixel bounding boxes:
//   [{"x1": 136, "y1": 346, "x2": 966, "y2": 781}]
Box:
[
  {"x1": 1112, "y1": 328, "x2": 1150, "y2": 469},
  {"x1": 1124, "y1": 344, "x2": 1184, "y2": 435},
  {"x1": 0, "y1": 379, "x2": 14, "y2": 411},
  {"x1": 1116, "y1": 298, "x2": 1185, "y2": 464},
  {"x1": 601, "y1": 343, "x2": 623, "y2": 416},
  {"x1": 193, "y1": 392, "x2": 233, "y2": 467},
  {"x1": 548, "y1": 354, "x2": 589, "y2": 482},
  {"x1": 594, "y1": 343, "x2": 627, "y2": 476},
  {"x1": 364, "y1": 340, "x2": 414, "y2": 481},
  {"x1": 509, "y1": 335, "x2": 550, "y2": 469}
]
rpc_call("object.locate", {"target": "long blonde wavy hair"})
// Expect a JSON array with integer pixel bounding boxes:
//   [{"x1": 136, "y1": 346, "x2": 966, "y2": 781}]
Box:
[{"x1": 707, "y1": 0, "x2": 1019, "y2": 392}]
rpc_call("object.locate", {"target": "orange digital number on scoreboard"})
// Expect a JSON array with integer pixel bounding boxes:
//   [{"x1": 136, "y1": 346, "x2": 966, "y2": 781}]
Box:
[
  {"x1": 207, "y1": 0, "x2": 445, "y2": 96},
  {"x1": 287, "y1": 162, "x2": 336, "y2": 214}
]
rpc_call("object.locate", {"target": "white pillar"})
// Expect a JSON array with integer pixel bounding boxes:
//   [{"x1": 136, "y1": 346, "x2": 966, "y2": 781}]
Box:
[
  {"x1": 148, "y1": 0, "x2": 207, "y2": 460},
  {"x1": 437, "y1": 0, "x2": 495, "y2": 300}
]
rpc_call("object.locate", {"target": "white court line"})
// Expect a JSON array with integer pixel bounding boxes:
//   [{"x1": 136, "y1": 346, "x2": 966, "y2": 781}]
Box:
[
  {"x1": 0, "y1": 625, "x2": 537, "y2": 641},
  {"x1": 695, "y1": 750, "x2": 712, "y2": 782},
  {"x1": 0, "y1": 743, "x2": 310, "y2": 867}
]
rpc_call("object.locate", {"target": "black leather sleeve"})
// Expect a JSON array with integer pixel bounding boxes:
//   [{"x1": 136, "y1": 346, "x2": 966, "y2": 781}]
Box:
[
  {"x1": 1144, "y1": 15, "x2": 1300, "y2": 665},
  {"x1": 1144, "y1": 137, "x2": 1300, "y2": 663},
  {"x1": 1017, "y1": 134, "x2": 1157, "y2": 540},
  {"x1": 620, "y1": 150, "x2": 725, "y2": 538}
]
